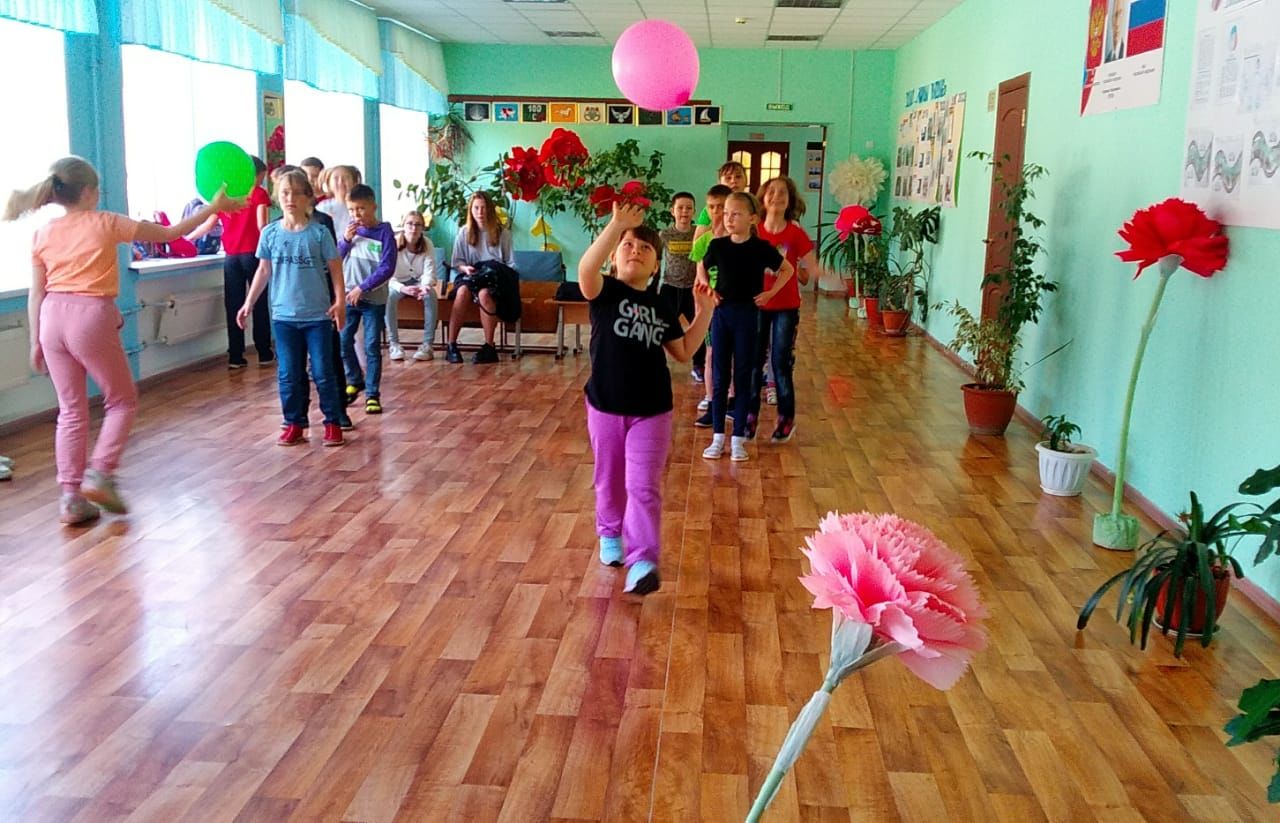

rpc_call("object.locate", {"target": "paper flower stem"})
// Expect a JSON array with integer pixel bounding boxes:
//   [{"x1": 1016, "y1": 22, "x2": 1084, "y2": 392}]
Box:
[
  {"x1": 745, "y1": 682, "x2": 836, "y2": 823},
  {"x1": 1095, "y1": 254, "x2": 1179, "y2": 549}
]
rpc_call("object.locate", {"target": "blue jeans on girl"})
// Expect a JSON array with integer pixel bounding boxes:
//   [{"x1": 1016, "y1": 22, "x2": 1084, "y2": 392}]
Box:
[
  {"x1": 752, "y1": 308, "x2": 800, "y2": 420},
  {"x1": 710, "y1": 302, "x2": 760, "y2": 437},
  {"x1": 273, "y1": 319, "x2": 343, "y2": 426}
]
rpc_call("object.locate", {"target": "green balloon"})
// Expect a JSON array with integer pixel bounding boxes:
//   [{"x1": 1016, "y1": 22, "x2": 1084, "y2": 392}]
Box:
[{"x1": 194, "y1": 142, "x2": 255, "y2": 202}]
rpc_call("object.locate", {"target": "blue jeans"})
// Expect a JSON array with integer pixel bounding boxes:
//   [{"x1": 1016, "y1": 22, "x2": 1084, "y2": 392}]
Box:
[
  {"x1": 340, "y1": 301, "x2": 387, "y2": 398},
  {"x1": 274, "y1": 319, "x2": 343, "y2": 426},
  {"x1": 752, "y1": 309, "x2": 799, "y2": 420},
  {"x1": 710, "y1": 302, "x2": 760, "y2": 437}
]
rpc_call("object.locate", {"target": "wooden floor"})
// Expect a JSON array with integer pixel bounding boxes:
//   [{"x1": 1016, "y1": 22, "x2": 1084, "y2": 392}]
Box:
[{"x1": 1, "y1": 296, "x2": 1277, "y2": 822}]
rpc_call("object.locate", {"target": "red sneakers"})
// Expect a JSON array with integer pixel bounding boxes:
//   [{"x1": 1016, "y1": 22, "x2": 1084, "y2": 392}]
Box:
[
  {"x1": 278, "y1": 424, "x2": 305, "y2": 446},
  {"x1": 323, "y1": 422, "x2": 345, "y2": 447}
]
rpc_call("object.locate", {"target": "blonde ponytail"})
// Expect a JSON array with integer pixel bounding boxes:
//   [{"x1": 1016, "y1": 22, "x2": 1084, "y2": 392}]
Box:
[{"x1": 2, "y1": 156, "x2": 99, "y2": 221}]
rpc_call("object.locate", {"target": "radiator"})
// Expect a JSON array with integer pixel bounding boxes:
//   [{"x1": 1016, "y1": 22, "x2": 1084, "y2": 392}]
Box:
[
  {"x1": 153, "y1": 289, "x2": 225, "y2": 346},
  {"x1": 0, "y1": 322, "x2": 29, "y2": 391}
]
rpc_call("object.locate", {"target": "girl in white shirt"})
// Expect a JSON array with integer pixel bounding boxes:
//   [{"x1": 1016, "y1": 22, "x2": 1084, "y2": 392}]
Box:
[{"x1": 386, "y1": 210, "x2": 439, "y2": 361}]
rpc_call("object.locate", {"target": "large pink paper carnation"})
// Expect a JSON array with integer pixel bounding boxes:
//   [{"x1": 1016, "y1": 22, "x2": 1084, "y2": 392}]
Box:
[{"x1": 798, "y1": 512, "x2": 988, "y2": 689}]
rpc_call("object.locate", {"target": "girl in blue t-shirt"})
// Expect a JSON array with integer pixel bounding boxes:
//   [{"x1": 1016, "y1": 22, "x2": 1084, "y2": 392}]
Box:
[
  {"x1": 237, "y1": 169, "x2": 347, "y2": 447},
  {"x1": 697, "y1": 192, "x2": 794, "y2": 463},
  {"x1": 579, "y1": 202, "x2": 714, "y2": 595}
]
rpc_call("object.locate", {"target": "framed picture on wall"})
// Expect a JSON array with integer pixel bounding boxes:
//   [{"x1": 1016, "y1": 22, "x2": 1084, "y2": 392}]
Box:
[
  {"x1": 580, "y1": 103, "x2": 605, "y2": 124},
  {"x1": 694, "y1": 105, "x2": 721, "y2": 125},
  {"x1": 521, "y1": 103, "x2": 547, "y2": 123},
  {"x1": 464, "y1": 101, "x2": 490, "y2": 122},
  {"x1": 637, "y1": 108, "x2": 663, "y2": 126},
  {"x1": 666, "y1": 107, "x2": 692, "y2": 126},
  {"x1": 494, "y1": 102, "x2": 519, "y2": 123},
  {"x1": 549, "y1": 102, "x2": 578, "y2": 123},
  {"x1": 607, "y1": 104, "x2": 635, "y2": 125}
]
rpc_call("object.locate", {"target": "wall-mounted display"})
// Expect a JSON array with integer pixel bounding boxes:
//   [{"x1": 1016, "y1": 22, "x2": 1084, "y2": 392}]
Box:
[
  {"x1": 893, "y1": 92, "x2": 966, "y2": 207},
  {"x1": 494, "y1": 102, "x2": 519, "y2": 123},
  {"x1": 464, "y1": 101, "x2": 490, "y2": 122},
  {"x1": 549, "y1": 102, "x2": 578, "y2": 123},
  {"x1": 1081, "y1": 0, "x2": 1168, "y2": 115},
  {"x1": 521, "y1": 103, "x2": 547, "y2": 123},
  {"x1": 607, "y1": 104, "x2": 635, "y2": 125}
]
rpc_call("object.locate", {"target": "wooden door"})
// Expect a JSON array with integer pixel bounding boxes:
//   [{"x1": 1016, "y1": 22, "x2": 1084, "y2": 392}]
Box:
[
  {"x1": 980, "y1": 74, "x2": 1030, "y2": 321},
  {"x1": 727, "y1": 141, "x2": 790, "y2": 194}
]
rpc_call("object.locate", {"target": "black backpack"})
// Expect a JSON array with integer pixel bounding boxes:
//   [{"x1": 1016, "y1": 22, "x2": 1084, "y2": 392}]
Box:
[{"x1": 473, "y1": 260, "x2": 523, "y2": 324}]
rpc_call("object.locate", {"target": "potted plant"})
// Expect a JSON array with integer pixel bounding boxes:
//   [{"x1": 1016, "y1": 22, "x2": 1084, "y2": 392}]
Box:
[
  {"x1": 1035, "y1": 414, "x2": 1096, "y2": 496},
  {"x1": 427, "y1": 104, "x2": 472, "y2": 162},
  {"x1": 878, "y1": 205, "x2": 942, "y2": 335},
  {"x1": 1076, "y1": 463, "x2": 1280, "y2": 656},
  {"x1": 1225, "y1": 677, "x2": 1280, "y2": 804},
  {"x1": 395, "y1": 156, "x2": 507, "y2": 242},
  {"x1": 938, "y1": 154, "x2": 1057, "y2": 435}
]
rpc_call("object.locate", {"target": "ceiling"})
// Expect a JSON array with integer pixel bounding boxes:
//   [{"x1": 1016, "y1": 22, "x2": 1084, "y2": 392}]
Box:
[{"x1": 368, "y1": 0, "x2": 964, "y2": 50}]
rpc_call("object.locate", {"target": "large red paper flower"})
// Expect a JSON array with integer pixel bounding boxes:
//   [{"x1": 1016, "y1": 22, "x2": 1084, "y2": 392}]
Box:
[
  {"x1": 835, "y1": 204, "x2": 882, "y2": 240},
  {"x1": 503, "y1": 146, "x2": 545, "y2": 202},
  {"x1": 539, "y1": 128, "x2": 589, "y2": 188},
  {"x1": 1116, "y1": 197, "x2": 1229, "y2": 278},
  {"x1": 589, "y1": 180, "x2": 652, "y2": 217}
]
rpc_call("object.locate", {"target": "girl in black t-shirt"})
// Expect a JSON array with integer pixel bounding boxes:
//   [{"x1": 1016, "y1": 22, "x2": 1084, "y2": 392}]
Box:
[
  {"x1": 579, "y1": 203, "x2": 714, "y2": 595},
  {"x1": 697, "y1": 192, "x2": 794, "y2": 462}
]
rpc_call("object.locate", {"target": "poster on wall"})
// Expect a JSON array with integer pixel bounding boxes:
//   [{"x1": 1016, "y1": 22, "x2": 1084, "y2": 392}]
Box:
[
  {"x1": 893, "y1": 93, "x2": 966, "y2": 206},
  {"x1": 1081, "y1": 0, "x2": 1168, "y2": 115},
  {"x1": 1180, "y1": 0, "x2": 1280, "y2": 228},
  {"x1": 262, "y1": 91, "x2": 284, "y2": 172}
]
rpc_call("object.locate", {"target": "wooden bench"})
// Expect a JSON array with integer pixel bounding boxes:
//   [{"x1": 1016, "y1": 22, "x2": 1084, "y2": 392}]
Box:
[{"x1": 550, "y1": 299, "x2": 590, "y2": 359}]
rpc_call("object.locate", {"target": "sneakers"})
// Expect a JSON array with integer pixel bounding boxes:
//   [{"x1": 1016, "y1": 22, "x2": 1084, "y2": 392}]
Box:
[
  {"x1": 766, "y1": 386, "x2": 777, "y2": 405},
  {"x1": 60, "y1": 492, "x2": 100, "y2": 526},
  {"x1": 446, "y1": 343, "x2": 463, "y2": 364},
  {"x1": 345, "y1": 384, "x2": 362, "y2": 406},
  {"x1": 599, "y1": 535, "x2": 624, "y2": 567},
  {"x1": 694, "y1": 411, "x2": 713, "y2": 428},
  {"x1": 730, "y1": 436, "x2": 750, "y2": 462},
  {"x1": 413, "y1": 345, "x2": 433, "y2": 361},
  {"x1": 339, "y1": 416, "x2": 355, "y2": 431},
  {"x1": 389, "y1": 344, "x2": 405, "y2": 361},
  {"x1": 771, "y1": 417, "x2": 795, "y2": 443},
  {"x1": 258, "y1": 355, "x2": 276, "y2": 368},
  {"x1": 323, "y1": 422, "x2": 345, "y2": 447},
  {"x1": 744, "y1": 414, "x2": 758, "y2": 441},
  {"x1": 365, "y1": 396, "x2": 382, "y2": 415},
  {"x1": 278, "y1": 424, "x2": 306, "y2": 446},
  {"x1": 228, "y1": 359, "x2": 247, "y2": 370},
  {"x1": 691, "y1": 367, "x2": 704, "y2": 384},
  {"x1": 473, "y1": 343, "x2": 499, "y2": 364},
  {"x1": 697, "y1": 398, "x2": 710, "y2": 412},
  {"x1": 703, "y1": 434, "x2": 725, "y2": 459},
  {"x1": 624, "y1": 560, "x2": 660, "y2": 595},
  {"x1": 82, "y1": 468, "x2": 128, "y2": 514}
]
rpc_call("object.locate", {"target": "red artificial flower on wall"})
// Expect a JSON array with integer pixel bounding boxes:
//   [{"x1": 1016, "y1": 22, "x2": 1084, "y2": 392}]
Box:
[
  {"x1": 1116, "y1": 197, "x2": 1229, "y2": 278},
  {"x1": 539, "y1": 128, "x2": 589, "y2": 188},
  {"x1": 504, "y1": 146, "x2": 545, "y2": 202},
  {"x1": 589, "y1": 180, "x2": 652, "y2": 217}
]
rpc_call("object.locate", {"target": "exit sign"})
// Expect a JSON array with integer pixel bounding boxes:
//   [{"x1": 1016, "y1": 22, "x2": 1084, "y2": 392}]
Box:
[{"x1": 766, "y1": 102, "x2": 793, "y2": 111}]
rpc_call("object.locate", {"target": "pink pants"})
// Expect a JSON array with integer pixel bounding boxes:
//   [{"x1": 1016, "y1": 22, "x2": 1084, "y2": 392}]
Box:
[
  {"x1": 39, "y1": 293, "x2": 137, "y2": 492},
  {"x1": 586, "y1": 399, "x2": 672, "y2": 568}
]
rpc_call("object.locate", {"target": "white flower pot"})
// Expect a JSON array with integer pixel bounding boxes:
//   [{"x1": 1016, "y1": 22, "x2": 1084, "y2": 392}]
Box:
[{"x1": 1036, "y1": 442, "x2": 1097, "y2": 497}]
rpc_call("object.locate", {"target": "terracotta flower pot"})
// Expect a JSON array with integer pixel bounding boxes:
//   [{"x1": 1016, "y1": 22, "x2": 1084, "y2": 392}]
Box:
[
  {"x1": 881, "y1": 309, "x2": 910, "y2": 336},
  {"x1": 1035, "y1": 441, "x2": 1097, "y2": 496},
  {"x1": 961, "y1": 384, "x2": 1017, "y2": 436},
  {"x1": 863, "y1": 297, "x2": 882, "y2": 330},
  {"x1": 1153, "y1": 566, "x2": 1231, "y2": 637}
]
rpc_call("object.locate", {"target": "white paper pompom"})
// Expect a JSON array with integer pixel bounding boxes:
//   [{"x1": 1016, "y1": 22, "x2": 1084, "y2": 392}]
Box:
[{"x1": 829, "y1": 156, "x2": 887, "y2": 206}]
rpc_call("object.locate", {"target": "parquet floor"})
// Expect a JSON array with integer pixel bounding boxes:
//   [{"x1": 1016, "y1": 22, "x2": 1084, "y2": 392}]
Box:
[{"x1": 1, "y1": 296, "x2": 1277, "y2": 822}]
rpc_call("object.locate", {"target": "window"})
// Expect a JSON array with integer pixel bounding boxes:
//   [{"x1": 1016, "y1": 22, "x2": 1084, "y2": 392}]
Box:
[
  {"x1": 0, "y1": 18, "x2": 69, "y2": 293},
  {"x1": 284, "y1": 80, "x2": 366, "y2": 186},
  {"x1": 759, "y1": 152, "x2": 784, "y2": 185},
  {"x1": 121, "y1": 45, "x2": 257, "y2": 222},
  {"x1": 731, "y1": 150, "x2": 753, "y2": 183},
  {"x1": 379, "y1": 103, "x2": 430, "y2": 228}
]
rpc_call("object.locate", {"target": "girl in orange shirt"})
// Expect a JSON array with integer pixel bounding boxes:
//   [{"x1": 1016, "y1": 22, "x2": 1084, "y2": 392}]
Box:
[{"x1": 5, "y1": 156, "x2": 237, "y2": 525}]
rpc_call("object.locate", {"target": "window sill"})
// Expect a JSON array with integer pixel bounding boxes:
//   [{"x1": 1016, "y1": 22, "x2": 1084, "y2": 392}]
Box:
[{"x1": 129, "y1": 254, "x2": 225, "y2": 275}]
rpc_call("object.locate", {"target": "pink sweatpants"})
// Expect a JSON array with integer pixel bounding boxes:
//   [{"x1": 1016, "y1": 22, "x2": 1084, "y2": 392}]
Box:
[
  {"x1": 39, "y1": 293, "x2": 137, "y2": 492},
  {"x1": 585, "y1": 399, "x2": 673, "y2": 568}
]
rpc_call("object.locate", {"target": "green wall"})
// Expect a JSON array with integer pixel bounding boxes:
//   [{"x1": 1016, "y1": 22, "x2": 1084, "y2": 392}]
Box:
[
  {"x1": 894, "y1": 0, "x2": 1280, "y2": 596},
  {"x1": 440, "y1": 44, "x2": 895, "y2": 273}
]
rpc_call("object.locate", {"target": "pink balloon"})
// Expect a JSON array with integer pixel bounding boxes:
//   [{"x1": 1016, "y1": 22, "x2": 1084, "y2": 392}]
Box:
[{"x1": 611, "y1": 20, "x2": 700, "y2": 112}]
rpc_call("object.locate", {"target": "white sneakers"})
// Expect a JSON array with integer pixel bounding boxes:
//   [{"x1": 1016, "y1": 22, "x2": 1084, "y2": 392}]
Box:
[
  {"x1": 703, "y1": 435, "x2": 750, "y2": 462},
  {"x1": 413, "y1": 345, "x2": 433, "y2": 361},
  {"x1": 389, "y1": 344, "x2": 405, "y2": 361}
]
